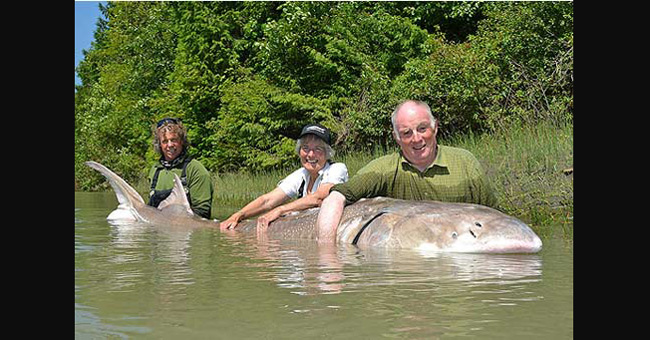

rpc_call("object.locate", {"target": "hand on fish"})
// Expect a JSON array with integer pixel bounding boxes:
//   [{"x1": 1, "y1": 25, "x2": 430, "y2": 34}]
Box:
[
  {"x1": 256, "y1": 209, "x2": 281, "y2": 230},
  {"x1": 219, "y1": 214, "x2": 242, "y2": 231}
]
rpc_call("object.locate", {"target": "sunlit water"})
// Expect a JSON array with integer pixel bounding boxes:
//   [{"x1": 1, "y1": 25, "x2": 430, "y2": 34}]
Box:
[{"x1": 75, "y1": 192, "x2": 572, "y2": 339}]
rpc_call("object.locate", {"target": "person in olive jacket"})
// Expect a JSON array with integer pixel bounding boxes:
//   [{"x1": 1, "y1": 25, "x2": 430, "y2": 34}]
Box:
[{"x1": 147, "y1": 118, "x2": 213, "y2": 219}]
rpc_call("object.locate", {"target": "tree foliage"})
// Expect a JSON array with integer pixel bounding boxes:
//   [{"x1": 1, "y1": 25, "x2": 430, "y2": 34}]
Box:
[{"x1": 75, "y1": 1, "x2": 573, "y2": 190}]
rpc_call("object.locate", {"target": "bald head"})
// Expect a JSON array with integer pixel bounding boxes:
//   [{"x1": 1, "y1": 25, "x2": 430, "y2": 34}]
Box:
[{"x1": 391, "y1": 100, "x2": 436, "y2": 141}]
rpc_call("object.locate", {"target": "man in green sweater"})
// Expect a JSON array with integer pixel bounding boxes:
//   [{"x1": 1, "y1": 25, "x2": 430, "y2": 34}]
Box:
[
  {"x1": 148, "y1": 118, "x2": 214, "y2": 219},
  {"x1": 316, "y1": 100, "x2": 496, "y2": 243}
]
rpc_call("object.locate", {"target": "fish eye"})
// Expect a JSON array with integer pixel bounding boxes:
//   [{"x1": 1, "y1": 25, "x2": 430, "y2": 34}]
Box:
[{"x1": 451, "y1": 232, "x2": 458, "y2": 239}]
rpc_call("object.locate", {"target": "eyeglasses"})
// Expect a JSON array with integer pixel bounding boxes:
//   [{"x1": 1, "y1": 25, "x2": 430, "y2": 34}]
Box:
[
  {"x1": 156, "y1": 118, "x2": 180, "y2": 128},
  {"x1": 300, "y1": 145, "x2": 326, "y2": 154}
]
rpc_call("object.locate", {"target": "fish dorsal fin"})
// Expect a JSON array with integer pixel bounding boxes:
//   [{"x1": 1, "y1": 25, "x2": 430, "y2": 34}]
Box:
[
  {"x1": 85, "y1": 161, "x2": 145, "y2": 207},
  {"x1": 157, "y1": 173, "x2": 194, "y2": 216}
]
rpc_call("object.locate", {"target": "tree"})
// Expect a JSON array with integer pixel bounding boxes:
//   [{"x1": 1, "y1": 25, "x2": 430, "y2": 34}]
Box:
[{"x1": 75, "y1": 1, "x2": 573, "y2": 189}]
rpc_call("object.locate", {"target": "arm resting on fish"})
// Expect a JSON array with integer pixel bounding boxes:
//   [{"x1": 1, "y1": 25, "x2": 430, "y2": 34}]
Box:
[
  {"x1": 220, "y1": 187, "x2": 289, "y2": 230},
  {"x1": 257, "y1": 183, "x2": 335, "y2": 228}
]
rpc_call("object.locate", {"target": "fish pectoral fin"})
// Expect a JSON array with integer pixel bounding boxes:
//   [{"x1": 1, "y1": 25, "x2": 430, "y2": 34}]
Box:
[{"x1": 157, "y1": 174, "x2": 194, "y2": 216}]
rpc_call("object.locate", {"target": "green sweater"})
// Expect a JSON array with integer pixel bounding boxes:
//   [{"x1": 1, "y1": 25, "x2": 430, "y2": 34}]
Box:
[
  {"x1": 333, "y1": 145, "x2": 496, "y2": 207},
  {"x1": 148, "y1": 156, "x2": 214, "y2": 219}
]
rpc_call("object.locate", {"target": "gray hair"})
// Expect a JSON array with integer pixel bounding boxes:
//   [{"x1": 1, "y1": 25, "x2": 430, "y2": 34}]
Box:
[
  {"x1": 391, "y1": 100, "x2": 437, "y2": 141},
  {"x1": 295, "y1": 134, "x2": 335, "y2": 160}
]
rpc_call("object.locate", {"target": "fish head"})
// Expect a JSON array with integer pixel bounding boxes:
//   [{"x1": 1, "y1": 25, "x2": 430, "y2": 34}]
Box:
[
  {"x1": 353, "y1": 204, "x2": 542, "y2": 253},
  {"x1": 460, "y1": 213, "x2": 543, "y2": 254}
]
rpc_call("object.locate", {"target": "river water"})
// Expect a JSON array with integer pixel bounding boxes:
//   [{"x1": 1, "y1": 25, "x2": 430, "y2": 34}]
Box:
[{"x1": 75, "y1": 192, "x2": 573, "y2": 339}]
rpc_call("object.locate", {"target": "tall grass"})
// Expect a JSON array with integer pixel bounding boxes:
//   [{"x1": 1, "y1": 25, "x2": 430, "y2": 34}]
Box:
[
  {"x1": 211, "y1": 170, "x2": 285, "y2": 218},
  {"x1": 443, "y1": 122, "x2": 573, "y2": 238}
]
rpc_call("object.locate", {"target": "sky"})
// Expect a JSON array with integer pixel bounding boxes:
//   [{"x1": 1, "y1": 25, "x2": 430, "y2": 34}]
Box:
[{"x1": 75, "y1": 1, "x2": 106, "y2": 88}]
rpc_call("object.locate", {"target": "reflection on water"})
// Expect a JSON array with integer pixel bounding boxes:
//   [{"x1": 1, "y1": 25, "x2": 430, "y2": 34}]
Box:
[
  {"x1": 75, "y1": 192, "x2": 572, "y2": 339},
  {"x1": 220, "y1": 231, "x2": 543, "y2": 299}
]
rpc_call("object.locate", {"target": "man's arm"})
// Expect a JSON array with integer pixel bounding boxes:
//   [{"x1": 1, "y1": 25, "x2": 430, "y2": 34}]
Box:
[{"x1": 316, "y1": 191, "x2": 346, "y2": 244}]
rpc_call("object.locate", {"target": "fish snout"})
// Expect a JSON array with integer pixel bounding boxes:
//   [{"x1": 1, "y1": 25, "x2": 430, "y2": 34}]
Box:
[
  {"x1": 474, "y1": 218, "x2": 543, "y2": 253},
  {"x1": 443, "y1": 218, "x2": 543, "y2": 253},
  {"x1": 449, "y1": 221, "x2": 483, "y2": 241},
  {"x1": 468, "y1": 221, "x2": 483, "y2": 239}
]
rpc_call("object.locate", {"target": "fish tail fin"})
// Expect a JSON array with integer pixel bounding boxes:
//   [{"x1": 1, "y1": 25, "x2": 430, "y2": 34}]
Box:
[{"x1": 84, "y1": 161, "x2": 146, "y2": 209}]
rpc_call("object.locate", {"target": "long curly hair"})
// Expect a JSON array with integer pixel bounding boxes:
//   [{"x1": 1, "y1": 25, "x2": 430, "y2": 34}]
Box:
[{"x1": 152, "y1": 119, "x2": 190, "y2": 156}]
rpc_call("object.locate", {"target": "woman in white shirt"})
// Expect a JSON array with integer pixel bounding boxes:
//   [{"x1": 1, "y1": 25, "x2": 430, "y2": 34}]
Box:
[{"x1": 220, "y1": 124, "x2": 348, "y2": 230}]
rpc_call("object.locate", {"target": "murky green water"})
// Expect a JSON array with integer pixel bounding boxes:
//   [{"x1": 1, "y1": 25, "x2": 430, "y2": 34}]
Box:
[{"x1": 75, "y1": 192, "x2": 572, "y2": 339}]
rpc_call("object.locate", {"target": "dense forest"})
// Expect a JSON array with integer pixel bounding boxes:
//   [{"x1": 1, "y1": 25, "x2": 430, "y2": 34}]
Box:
[{"x1": 75, "y1": 1, "x2": 573, "y2": 190}]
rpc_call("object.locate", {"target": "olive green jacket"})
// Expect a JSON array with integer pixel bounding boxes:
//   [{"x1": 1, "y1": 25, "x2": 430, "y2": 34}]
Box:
[{"x1": 148, "y1": 156, "x2": 214, "y2": 219}]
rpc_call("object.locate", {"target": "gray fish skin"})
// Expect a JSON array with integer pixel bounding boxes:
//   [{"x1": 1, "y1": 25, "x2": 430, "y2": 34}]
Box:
[
  {"x1": 236, "y1": 197, "x2": 543, "y2": 253},
  {"x1": 85, "y1": 161, "x2": 542, "y2": 253},
  {"x1": 85, "y1": 161, "x2": 218, "y2": 229}
]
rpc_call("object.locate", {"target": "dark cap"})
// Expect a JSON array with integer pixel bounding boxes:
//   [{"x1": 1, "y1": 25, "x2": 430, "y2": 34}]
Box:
[{"x1": 299, "y1": 124, "x2": 331, "y2": 145}]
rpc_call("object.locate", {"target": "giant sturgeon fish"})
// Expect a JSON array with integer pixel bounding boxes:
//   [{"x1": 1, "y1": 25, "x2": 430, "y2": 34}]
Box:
[{"x1": 86, "y1": 161, "x2": 542, "y2": 253}]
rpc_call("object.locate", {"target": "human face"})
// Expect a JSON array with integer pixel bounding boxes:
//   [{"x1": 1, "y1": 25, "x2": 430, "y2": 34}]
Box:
[
  {"x1": 299, "y1": 137, "x2": 327, "y2": 176},
  {"x1": 158, "y1": 131, "x2": 183, "y2": 161},
  {"x1": 393, "y1": 103, "x2": 438, "y2": 171}
]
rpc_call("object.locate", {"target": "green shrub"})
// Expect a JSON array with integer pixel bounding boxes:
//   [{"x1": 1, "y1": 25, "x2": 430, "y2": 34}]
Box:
[{"x1": 75, "y1": 1, "x2": 572, "y2": 189}]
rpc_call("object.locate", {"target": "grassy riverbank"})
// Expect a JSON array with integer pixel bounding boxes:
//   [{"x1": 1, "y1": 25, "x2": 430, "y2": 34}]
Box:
[
  {"x1": 445, "y1": 122, "x2": 573, "y2": 238},
  {"x1": 206, "y1": 122, "x2": 573, "y2": 238}
]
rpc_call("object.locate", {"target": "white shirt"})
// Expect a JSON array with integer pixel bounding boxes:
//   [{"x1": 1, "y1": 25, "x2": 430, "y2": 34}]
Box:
[{"x1": 277, "y1": 162, "x2": 348, "y2": 199}]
